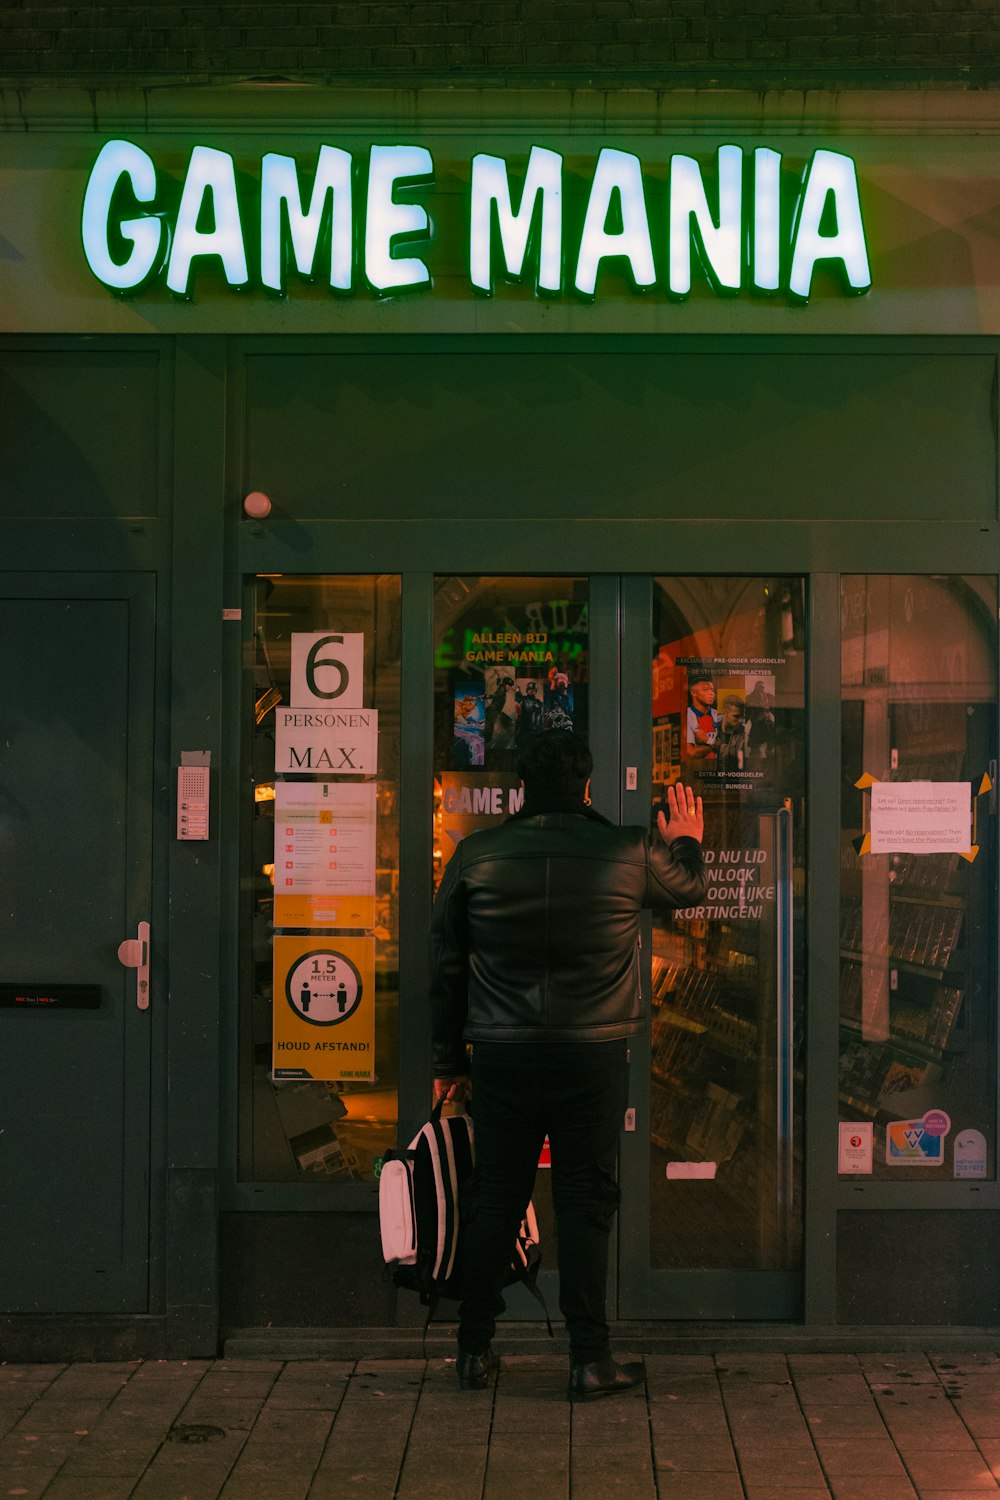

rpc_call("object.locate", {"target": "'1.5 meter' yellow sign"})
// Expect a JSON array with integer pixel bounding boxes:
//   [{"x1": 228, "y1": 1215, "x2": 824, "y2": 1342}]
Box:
[{"x1": 273, "y1": 935, "x2": 375, "y2": 1082}]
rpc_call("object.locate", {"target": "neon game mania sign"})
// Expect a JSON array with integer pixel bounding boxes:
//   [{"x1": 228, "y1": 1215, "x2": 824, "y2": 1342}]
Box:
[{"x1": 82, "y1": 139, "x2": 871, "y2": 304}]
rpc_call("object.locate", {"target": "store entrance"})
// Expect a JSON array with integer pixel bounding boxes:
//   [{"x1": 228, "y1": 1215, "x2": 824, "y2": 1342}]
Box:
[
  {"x1": 244, "y1": 568, "x2": 804, "y2": 1324},
  {"x1": 431, "y1": 573, "x2": 805, "y2": 1322}
]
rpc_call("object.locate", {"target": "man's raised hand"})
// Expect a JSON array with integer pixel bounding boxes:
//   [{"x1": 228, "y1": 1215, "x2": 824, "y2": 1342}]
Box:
[{"x1": 657, "y1": 783, "x2": 704, "y2": 845}]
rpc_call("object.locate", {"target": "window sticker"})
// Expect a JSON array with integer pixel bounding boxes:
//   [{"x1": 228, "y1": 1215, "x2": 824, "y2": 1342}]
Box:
[{"x1": 885, "y1": 1109, "x2": 951, "y2": 1166}]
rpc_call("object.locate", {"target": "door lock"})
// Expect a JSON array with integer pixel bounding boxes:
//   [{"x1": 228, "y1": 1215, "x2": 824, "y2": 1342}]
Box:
[{"x1": 117, "y1": 921, "x2": 151, "y2": 1011}]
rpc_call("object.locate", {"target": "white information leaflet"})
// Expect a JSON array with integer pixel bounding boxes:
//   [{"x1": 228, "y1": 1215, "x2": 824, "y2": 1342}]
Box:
[
  {"x1": 275, "y1": 706, "x2": 378, "y2": 775},
  {"x1": 870, "y1": 781, "x2": 971, "y2": 855},
  {"x1": 274, "y1": 782, "x2": 377, "y2": 928},
  {"x1": 838, "y1": 1121, "x2": 873, "y2": 1175}
]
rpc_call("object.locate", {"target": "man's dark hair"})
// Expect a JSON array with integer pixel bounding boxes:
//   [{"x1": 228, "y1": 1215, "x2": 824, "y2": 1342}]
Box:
[{"x1": 517, "y1": 729, "x2": 593, "y2": 796}]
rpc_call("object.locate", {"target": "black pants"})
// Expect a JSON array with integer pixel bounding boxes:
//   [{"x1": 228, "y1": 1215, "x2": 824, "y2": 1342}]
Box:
[{"x1": 458, "y1": 1039, "x2": 629, "y2": 1365}]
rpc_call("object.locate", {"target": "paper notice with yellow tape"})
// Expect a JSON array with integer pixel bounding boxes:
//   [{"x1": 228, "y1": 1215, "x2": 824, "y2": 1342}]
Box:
[{"x1": 274, "y1": 782, "x2": 376, "y2": 929}]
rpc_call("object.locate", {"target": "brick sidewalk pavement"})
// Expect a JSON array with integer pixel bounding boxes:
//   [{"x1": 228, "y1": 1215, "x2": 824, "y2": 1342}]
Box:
[{"x1": 2, "y1": 1351, "x2": 1000, "y2": 1499}]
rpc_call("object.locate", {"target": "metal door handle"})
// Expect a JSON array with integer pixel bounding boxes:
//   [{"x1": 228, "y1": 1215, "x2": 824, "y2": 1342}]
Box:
[{"x1": 117, "y1": 921, "x2": 150, "y2": 1010}]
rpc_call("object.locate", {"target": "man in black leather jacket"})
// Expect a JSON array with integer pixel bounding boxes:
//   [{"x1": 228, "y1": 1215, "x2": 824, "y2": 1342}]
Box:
[{"x1": 430, "y1": 729, "x2": 706, "y2": 1401}]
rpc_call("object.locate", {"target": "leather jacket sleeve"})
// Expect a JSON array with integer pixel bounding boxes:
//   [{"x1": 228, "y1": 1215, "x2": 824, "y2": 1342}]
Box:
[
  {"x1": 647, "y1": 834, "x2": 708, "y2": 911},
  {"x1": 429, "y1": 848, "x2": 472, "y2": 1078}
]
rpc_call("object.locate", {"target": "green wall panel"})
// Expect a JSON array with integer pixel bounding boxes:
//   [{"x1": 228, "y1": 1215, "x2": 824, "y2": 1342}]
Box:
[
  {"x1": 243, "y1": 351, "x2": 997, "y2": 525},
  {"x1": 0, "y1": 351, "x2": 161, "y2": 520}
]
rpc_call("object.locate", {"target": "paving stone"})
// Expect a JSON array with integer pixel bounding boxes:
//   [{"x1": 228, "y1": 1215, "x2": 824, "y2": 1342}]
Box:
[
  {"x1": 218, "y1": 1412, "x2": 334, "y2": 1500},
  {"x1": 975, "y1": 1440, "x2": 1000, "y2": 1477},
  {"x1": 307, "y1": 1460, "x2": 406, "y2": 1499},
  {"x1": 789, "y1": 1355, "x2": 863, "y2": 1375},
  {"x1": 826, "y1": 1482, "x2": 917, "y2": 1500},
  {"x1": 645, "y1": 1355, "x2": 717, "y2": 1373},
  {"x1": 260, "y1": 1382, "x2": 349, "y2": 1412},
  {"x1": 0, "y1": 1470, "x2": 55, "y2": 1500},
  {"x1": 952, "y1": 1405, "x2": 1000, "y2": 1440},
  {"x1": 930, "y1": 1356, "x2": 1000, "y2": 1376},
  {"x1": 806, "y1": 1406, "x2": 893, "y2": 1439},
  {"x1": 174, "y1": 1396, "x2": 270, "y2": 1431},
  {"x1": 648, "y1": 1402, "x2": 732, "y2": 1437},
  {"x1": 570, "y1": 1463, "x2": 657, "y2": 1498},
  {"x1": 652, "y1": 1436, "x2": 739, "y2": 1472},
  {"x1": 656, "y1": 1474, "x2": 746, "y2": 1499},
  {"x1": 740, "y1": 1450, "x2": 828, "y2": 1486},
  {"x1": 860, "y1": 1355, "x2": 939, "y2": 1383},
  {"x1": 0, "y1": 1404, "x2": 33, "y2": 1440},
  {"x1": 0, "y1": 1425, "x2": 89, "y2": 1459},
  {"x1": 715, "y1": 1356, "x2": 792, "y2": 1382},
  {"x1": 11, "y1": 1401, "x2": 110, "y2": 1433},
  {"x1": 128, "y1": 1361, "x2": 213, "y2": 1380},
  {"x1": 485, "y1": 1483, "x2": 567, "y2": 1500},
  {"x1": 900, "y1": 1448, "x2": 999, "y2": 1489},
  {"x1": 45, "y1": 1365, "x2": 136, "y2": 1398},
  {"x1": 354, "y1": 1358, "x2": 425, "y2": 1374},
  {"x1": 0, "y1": 1366, "x2": 65, "y2": 1385},
  {"x1": 795, "y1": 1373, "x2": 879, "y2": 1406},
  {"x1": 37, "y1": 1480, "x2": 137, "y2": 1500},
  {"x1": 647, "y1": 1372, "x2": 722, "y2": 1401},
  {"x1": 212, "y1": 1360, "x2": 284, "y2": 1374},
  {"x1": 811, "y1": 1437, "x2": 909, "y2": 1476},
  {"x1": 742, "y1": 1490, "x2": 830, "y2": 1500},
  {"x1": 190, "y1": 1372, "x2": 278, "y2": 1401}
]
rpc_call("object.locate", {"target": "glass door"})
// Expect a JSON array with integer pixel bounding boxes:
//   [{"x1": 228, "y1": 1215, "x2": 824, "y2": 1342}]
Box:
[{"x1": 619, "y1": 576, "x2": 807, "y2": 1319}]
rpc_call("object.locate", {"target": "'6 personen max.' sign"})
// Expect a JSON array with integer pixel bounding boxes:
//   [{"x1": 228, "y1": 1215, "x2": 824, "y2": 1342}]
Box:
[{"x1": 82, "y1": 139, "x2": 871, "y2": 304}]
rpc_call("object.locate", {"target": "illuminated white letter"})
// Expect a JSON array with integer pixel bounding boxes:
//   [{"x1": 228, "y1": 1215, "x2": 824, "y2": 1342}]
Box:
[
  {"x1": 574, "y1": 149, "x2": 654, "y2": 297},
  {"x1": 788, "y1": 149, "x2": 871, "y2": 301},
  {"x1": 81, "y1": 139, "x2": 161, "y2": 291},
  {"x1": 260, "y1": 146, "x2": 353, "y2": 294},
  {"x1": 365, "y1": 145, "x2": 433, "y2": 292},
  {"x1": 669, "y1": 145, "x2": 743, "y2": 297},
  {"x1": 166, "y1": 146, "x2": 248, "y2": 296},
  {"x1": 469, "y1": 147, "x2": 562, "y2": 294},
  {"x1": 753, "y1": 147, "x2": 782, "y2": 294}
]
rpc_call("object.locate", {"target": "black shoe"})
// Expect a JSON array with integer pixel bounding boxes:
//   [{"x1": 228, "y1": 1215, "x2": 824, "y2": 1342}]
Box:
[
  {"x1": 457, "y1": 1348, "x2": 500, "y2": 1390},
  {"x1": 567, "y1": 1357, "x2": 646, "y2": 1402}
]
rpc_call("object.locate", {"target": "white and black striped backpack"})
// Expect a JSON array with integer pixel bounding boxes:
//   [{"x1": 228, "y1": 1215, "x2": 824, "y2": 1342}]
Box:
[{"x1": 378, "y1": 1099, "x2": 551, "y2": 1342}]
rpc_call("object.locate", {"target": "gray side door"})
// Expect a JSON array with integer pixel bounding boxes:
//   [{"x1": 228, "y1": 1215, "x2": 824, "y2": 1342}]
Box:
[{"x1": 0, "y1": 573, "x2": 154, "y2": 1313}]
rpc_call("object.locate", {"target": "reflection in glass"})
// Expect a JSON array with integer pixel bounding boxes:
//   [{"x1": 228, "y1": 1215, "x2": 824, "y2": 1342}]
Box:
[
  {"x1": 432, "y1": 575, "x2": 591, "y2": 1261},
  {"x1": 839, "y1": 576, "x2": 997, "y2": 1179},
  {"x1": 241, "y1": 575, "x2": 401, "y2": 1183},
  {"x1": 650, "y1": 577, "x2": 806, "y2": 1271},
  {"x1": 433, "y1": 576, "x2": 590, "y2": 893}
]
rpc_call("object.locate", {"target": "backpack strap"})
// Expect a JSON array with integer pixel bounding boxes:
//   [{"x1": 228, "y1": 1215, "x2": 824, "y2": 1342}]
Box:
[
  {"x1": 515, "y1": 1265, "x2": 554, "y2": 1338},
  {"x1": 421, "y1": 1291, "x2": 440, "y2": 1360}
]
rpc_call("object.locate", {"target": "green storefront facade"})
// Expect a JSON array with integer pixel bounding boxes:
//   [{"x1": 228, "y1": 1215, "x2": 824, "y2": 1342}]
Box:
[{"x1": 2, "y1": 85, "x2": 1000, "y2": 1359}]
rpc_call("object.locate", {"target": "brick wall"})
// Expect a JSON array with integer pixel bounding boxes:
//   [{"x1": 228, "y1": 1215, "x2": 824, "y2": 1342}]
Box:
[{"x1": 1, "y1": 0, "x2": 998, "y2": 88}]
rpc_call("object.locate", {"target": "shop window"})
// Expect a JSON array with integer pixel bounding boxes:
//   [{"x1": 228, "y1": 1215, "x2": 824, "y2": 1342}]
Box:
[
  {"x1": 839, "y1": 575, "x2": 997, "y2": 1181},
  {"x1": 241, "y1": 575, "x2": 401, "y2": 1182},
  {"x1": 649, "y1": 577, "x2": 807, "y2": 1272},
  {"x1": 432, "y1": 574, "x2": 590, "y2": 1257}
]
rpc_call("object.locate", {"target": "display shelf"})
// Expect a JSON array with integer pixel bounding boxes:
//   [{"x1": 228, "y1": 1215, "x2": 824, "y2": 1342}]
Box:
[
  {"x1": 838, "y1": 1014, "x2": 956, "y2": 1067},
  {"x1": 839, "y1": 949, "x2": 962, "y2": 983}
]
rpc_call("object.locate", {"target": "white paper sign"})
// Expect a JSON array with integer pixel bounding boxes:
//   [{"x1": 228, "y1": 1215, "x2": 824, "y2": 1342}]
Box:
[
  {"x1": 273, "y1": 782, "x2": 377, "y2": 928},
  {"x1": 275, "y1": 782, "x2": 376, "y2": 895},
  {"x1": 838, "y1": 1121, "x2": 873, "y2": 1174},
  {"x1": 290, "y1": 632, "x2": 364, "y2": 709},
  {"x1": 274, "y1": 707, "x2": 378, "y2": 775},
  {"x1": 870, "y1": 781, "x2": 971, "y2": 854}
]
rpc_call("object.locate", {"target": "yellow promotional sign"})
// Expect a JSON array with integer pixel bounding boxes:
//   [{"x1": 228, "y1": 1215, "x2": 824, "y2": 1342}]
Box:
[{"x1": 273, "y1": 935, "x2": 375, "y2": 1082}]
